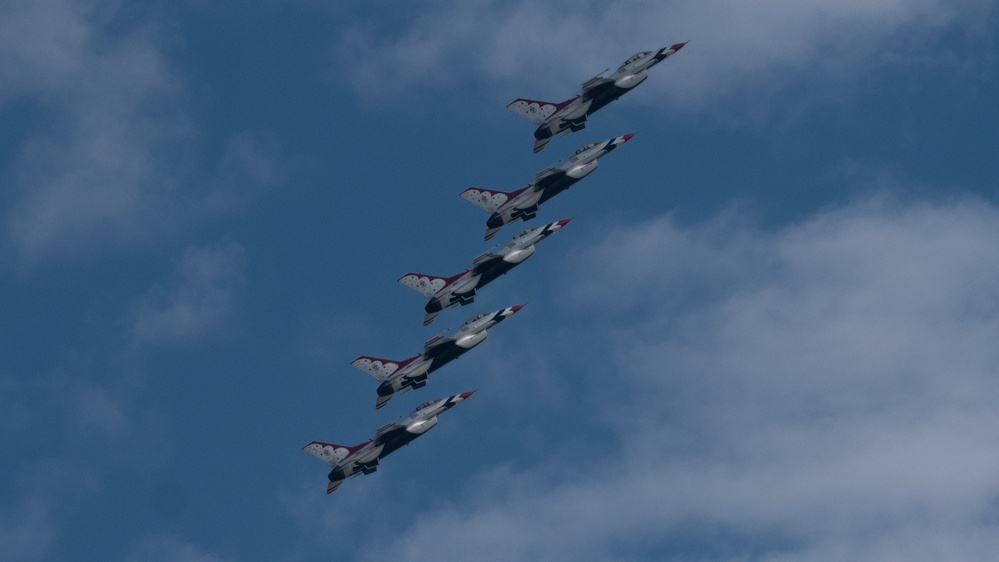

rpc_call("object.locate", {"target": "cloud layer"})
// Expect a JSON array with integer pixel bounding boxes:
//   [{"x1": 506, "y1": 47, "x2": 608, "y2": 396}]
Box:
[
  {"x1": 336, "y1": 0, "x2": 994, "y2": 110},
  {"x1": 360, "y1": 196, "x2": 999, "y2": 561}
]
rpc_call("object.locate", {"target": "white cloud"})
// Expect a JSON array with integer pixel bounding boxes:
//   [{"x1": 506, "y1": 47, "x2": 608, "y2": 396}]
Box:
[
  {"x1": 1, "y1": 2, "x2": 282, "y2": 264},
  {"x1": 361, "y1": 195, "x2": 999, "y2": 561},
  {"x1": 0, "y1": 498, "x2": 56, "y2": 562},
  {"x1": 1, "y1": 0, "x2": 192, "y2": 262},
  {"x1": 125, "y1": 533, "x2": 236, "y2": 562},
  {"x1": 131, "y1": 241, "x2": 246, "y2": 343},
  {"x1": 335, "y1": 0, "x2": 994, "y2": 112}
]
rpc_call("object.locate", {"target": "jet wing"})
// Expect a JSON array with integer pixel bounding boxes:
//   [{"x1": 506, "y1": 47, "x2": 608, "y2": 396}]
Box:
[
  {"x1": 302, "y1": 440, "x2": 372, "y2": 468},
  {"x1": 351, "y1": 355, "x2": 420, "y2": 382},
  {"x1": 580, "y1": 74, "x2": 614, "y2": 101},
  {"x1": 507, "y1": 98, "x2": 561, "y2": 125},
  {"x1": 461, "y1": 186, "x2": 527, "y2": 214},
  {"x1": 374, "y1": 422, "x2": 408, "y2": 444},
  {"x1": 532, "y1": 168, "x2": 567, "y2": 192},
  {"x1": 470, "y1": 250, "x2": 503, "y2": 276},
  {"x1": 422, "y1": 334, "x2": 455, "y2": 359}
]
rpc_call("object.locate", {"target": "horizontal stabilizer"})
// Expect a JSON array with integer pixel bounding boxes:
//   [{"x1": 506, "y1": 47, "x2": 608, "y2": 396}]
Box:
[
  {"x1": 484, "y1": 226, "x2": 503, "y2": 241},
  {"x1": 423, "y1": 310, "x2": 441, "y2": 326},
  {"x1": 351, "y1": 355, "x2": 420, "y2": 382},
  {"x1": 375, "y1": 394, "x2": 393, "y2": 409}
]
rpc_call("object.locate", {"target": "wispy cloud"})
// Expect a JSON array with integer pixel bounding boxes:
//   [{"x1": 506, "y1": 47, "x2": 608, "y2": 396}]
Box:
[
  {"x1": 1, "y1": 0, "x2": 190, "y2": 261},
  {"x1": 335, "y1": 0, "x2": 994, "y2": 111},
  {"x1": 360, "y1": 195, "x2": 999, "y2": 560},
  {"x1": 131, "y1": 241, "x2": 246, "y2": 343},
  {"x1": 1, "y1": 2, "x2": 282, "y2": 264},
  {"x1": 125, "y1": 533, "x2": 237, "y2": 562},
  {"x1": 0, "y1": 497, "x2": 55, "y2": 562}
]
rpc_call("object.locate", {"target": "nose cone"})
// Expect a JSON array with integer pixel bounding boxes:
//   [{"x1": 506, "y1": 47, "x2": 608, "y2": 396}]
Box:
[
  {"x1": 620, "y1": 132, "x2": 636, "y2": 143},
  {"x1": 457, "y1": 390, "x2": 476, "y2": 401},
  {"x1": 554, "y1": 217, "x2": 573, "y2": 229},
  {"x1": 670, "y1": 41, "x2": 688, "y2": 52},
  {"x1": 508, "y1": 304, "x2": 525, "y2": 315}
]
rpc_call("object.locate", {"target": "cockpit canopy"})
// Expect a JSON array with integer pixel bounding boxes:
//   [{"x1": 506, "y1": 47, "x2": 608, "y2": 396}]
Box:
[
  {"x1": 464, "y1": 312, "x2": 490, "y2": 325},
  {"x1": 415, "y1": 399, "x2": 439, "y2": 412},
  {"x1": 574, "y1": 142, "x2": 600, "y2": 155},
  {"x1": 512, "y1": 226, "x2": 537, "y2": 240},
  {"x1": 622, "y1": 51, "x2": 652, "y2": 66}
]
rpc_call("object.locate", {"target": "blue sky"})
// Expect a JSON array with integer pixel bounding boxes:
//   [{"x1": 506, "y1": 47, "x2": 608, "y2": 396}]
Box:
[{"x1": 2, "y1": 0, "x2": 999, "y2": 560}]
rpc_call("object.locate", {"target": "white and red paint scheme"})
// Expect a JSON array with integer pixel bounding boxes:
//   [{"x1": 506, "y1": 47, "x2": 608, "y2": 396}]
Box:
[
  {"x1": 352, "y1": 305, "x2": 523, "y2": 409},
  {"x1": 462, "y1": 133, "x2": 632, "y2": 241},
  {"x1": 508, "y1": 42, "x2": 686, "y2": 152},
  {"x1": 400, "y1": 219, "x2": 570, "y2": 325},
  {"x1": 303, "y1": 391, "x2": 474, "y2": 494}
]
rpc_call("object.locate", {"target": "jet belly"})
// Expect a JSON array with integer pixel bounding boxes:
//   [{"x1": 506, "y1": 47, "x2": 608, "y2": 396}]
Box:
[
  {"x1": 380, "y1": 358, "x2": 433, "y2": 395},
  {"x1": 565, "y1": 159, "x2": 599, "y2": 179},
  {"x1": 502, "y1": 244, "x2": 536, "y2": 264},
  {"x1": 406, "y1": 416, "x2": 438, "y2": 434},
  {"x1": 441, "y1": 274, "x2": 481, "y2": 307},
  {"x1": 453, "y1": 329, "x2": 487, "y2": 349},
  {"x1": 507, "y1": 189, "x2": 544, "y2": 216},
  {"x1": 553, "y1": 98, "x2": 591, "y2": 123},
  {"x1": 614, "y1": 70, "x2": 648, "y2": 89}
]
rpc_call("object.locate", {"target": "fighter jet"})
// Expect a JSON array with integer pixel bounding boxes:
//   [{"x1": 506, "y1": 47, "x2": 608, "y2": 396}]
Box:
[
  {"x1": 508, "y1": 42, "x2": 686, "y2": 152},
  {"x1": 352, "y1": 305, "x2": 523, "y2": 409},
  {"x1": 303, "y1": 391, "x2": 473, "y2": 494},
  {"x1": 400, "y1": 219, "x2": 570, "y2": 325},
  {"x1": 461, "y1": 134, "x2": 631, "y2": 240}
]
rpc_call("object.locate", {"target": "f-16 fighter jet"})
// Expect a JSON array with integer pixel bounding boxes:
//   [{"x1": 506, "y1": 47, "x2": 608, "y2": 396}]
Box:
[
  {"x1": 352, "y1": 305, "x2": 523, "y2": 409},
  {"x1": 400, "y1": 219, "x2": 570, "y2": 325},
  {"x1": 462, "y1": 134, "x2": 631, "y2": 241},
  {"x1": 303, "y1": 391, "x2": 473, "y2": 494},
  {"x1": 509, "y1": 42, "x2": 686, "y2": 152}
]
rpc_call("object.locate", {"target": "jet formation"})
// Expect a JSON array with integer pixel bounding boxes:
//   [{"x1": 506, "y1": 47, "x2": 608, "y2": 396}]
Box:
[
  {"x1": 305, "y1": 42, "x2": 687, "y2": 493},
  {"x1": 509, "y1": 43, "x2": 686, "y2": 152}
]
